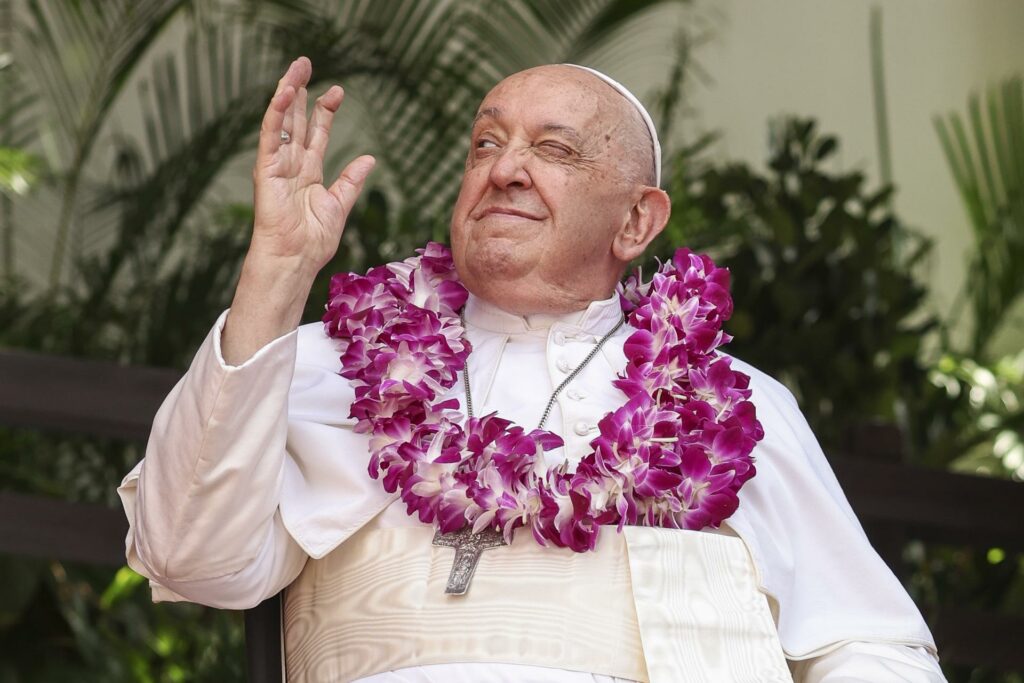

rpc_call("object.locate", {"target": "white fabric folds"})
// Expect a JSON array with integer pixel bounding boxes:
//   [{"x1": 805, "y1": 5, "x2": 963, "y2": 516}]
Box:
[{"x1": 283, "y1": 523, "x2": 791, "y2": 683}]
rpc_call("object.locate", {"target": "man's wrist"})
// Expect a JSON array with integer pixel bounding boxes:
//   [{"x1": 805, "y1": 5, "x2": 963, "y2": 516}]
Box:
[
  {"x1": 237, "y1": 250, "x2": 320, "y2": 297},
  {"x1": 222, "y1": 253, "x2": 319, "y2": 365}
]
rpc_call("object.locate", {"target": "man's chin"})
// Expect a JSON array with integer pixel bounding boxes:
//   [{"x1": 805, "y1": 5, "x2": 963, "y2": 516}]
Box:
[
  {"x1": 456, "y1": 249, "x2": 535, "y2": 296},
  {"x1": 469, "y1": 255, "x2": 532, "y2": 281}
]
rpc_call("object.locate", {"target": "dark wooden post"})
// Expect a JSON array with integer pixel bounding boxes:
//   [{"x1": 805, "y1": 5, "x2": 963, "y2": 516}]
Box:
[{"x1": 244, "y1": 592, "x2": 283, "y2": 683}]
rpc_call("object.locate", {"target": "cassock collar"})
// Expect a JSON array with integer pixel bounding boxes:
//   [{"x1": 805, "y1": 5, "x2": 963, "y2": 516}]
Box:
[{"x1": 463, "y1": 290, "x2": 623, "y2": 337}]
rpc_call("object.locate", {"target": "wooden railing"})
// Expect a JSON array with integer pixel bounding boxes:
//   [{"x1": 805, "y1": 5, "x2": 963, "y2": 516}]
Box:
[
  {"x1": 0, "y1": 349, "x2": 281, "y2": 681},
  {"x1": 1, "y1": 348, "x2": 1022, "y2": 678},
  {"x1": 829, "y1": 454, "x2": 1024, "y2": 671}
]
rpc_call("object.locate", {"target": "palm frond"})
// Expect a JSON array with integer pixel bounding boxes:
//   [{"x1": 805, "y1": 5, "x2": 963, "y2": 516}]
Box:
[
  {"x1": 77, "y1": 21, "x2": 283, "y2": 310},
  {"x1": 1, "y1": 0, "x2": 41, "y2": 280},
  {"x1": 935, "y1": 75, "x2": 1024, "y2": 357},
  {"x1": 0, "y1": 64, "x2": 38, "y2": 151},
  {"x1": 17, "y1": 0, "x2": 192, "y2": 287}
]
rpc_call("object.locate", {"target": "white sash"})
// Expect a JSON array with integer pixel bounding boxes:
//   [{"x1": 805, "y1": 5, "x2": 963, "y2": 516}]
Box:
[{"x1": 283, "y1": 524, "x2": 792, "y2": 682}]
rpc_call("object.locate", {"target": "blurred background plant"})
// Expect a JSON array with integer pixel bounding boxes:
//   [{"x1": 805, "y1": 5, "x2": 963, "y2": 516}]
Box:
[
  {"x1": 1, "y1": 0, "x2": 1022, "y2": 681},
  {"x1": 931, "y1": 75, "x2": 1024, "y2": 481},
  {"x1": 654, "y1": 117, "x2": 938, "y2": 452}
]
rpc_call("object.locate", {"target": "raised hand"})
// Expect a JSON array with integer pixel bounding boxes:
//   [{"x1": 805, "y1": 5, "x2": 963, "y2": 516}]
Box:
[
  {"x1": 224, "y1": 57, "x2": 375, "y2": 365},
  {"x1": 251, "y1": 56, "x2": 375, "y2": 269}
]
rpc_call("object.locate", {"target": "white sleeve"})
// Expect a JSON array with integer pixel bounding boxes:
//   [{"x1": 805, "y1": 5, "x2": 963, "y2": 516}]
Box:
[
  {"x1": 723, "y1": 357, "x2": 937, "y2": 655},
  {"x1": 790, "y1": 642, "x2": 946, "y2": 682},
  {"x1": 117, "y1": 310, "x2": 307, "y2": 609}
]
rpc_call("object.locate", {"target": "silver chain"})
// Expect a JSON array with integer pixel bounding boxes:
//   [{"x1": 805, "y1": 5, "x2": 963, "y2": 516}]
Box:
[{"x1": 461, "y1": 312, "x2": 625, "y2": 430}]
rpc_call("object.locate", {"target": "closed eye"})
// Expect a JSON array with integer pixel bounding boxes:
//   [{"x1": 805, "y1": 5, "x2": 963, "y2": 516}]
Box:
[{"x1": 539, "y1": 141, "x2": 572, "y2": 157}]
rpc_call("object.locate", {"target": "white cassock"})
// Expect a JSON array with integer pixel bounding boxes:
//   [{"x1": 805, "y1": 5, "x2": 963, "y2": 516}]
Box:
[{"x1": 118, "y1": 292, "x2": 946, "y2": 682}]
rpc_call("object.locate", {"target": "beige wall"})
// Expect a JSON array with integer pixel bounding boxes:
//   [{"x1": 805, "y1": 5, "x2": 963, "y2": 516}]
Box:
[{"x1": 662, "y1": 0, "x2": 1024, "y2": 345}]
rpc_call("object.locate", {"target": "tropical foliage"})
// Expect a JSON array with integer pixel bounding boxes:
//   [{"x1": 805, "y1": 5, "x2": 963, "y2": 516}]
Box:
[
  {"x1": 655, "y1": 118, "x2": 936, "y2": 452},
  {"x1": 935, "y1": 76, "x2": 1024, "y2": 359},
  {"x1": 931, "y1": 75, "x2": 1024, "y2": 491}
]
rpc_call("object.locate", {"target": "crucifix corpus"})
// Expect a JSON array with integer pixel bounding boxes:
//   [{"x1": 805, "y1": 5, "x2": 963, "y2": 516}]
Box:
[{"x1": 432, "y1": 526, "x2": 508, "y2": 595}]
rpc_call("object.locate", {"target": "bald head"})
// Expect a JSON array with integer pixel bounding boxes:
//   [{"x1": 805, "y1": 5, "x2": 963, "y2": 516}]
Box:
[
  {"x1": 559, "y1": 64, "x2": 661, "y2": 186},
  {"x1": 496, "y1": 65, "x2": 657, "y2": 187}
]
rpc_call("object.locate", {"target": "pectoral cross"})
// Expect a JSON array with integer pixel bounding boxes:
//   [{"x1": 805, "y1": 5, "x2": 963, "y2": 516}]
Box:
[{"x1": 432, "y1": 526, "x2": 507, "y2": 595}]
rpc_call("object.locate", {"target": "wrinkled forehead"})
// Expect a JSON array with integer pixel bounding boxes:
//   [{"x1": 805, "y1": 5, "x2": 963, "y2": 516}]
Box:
[{"x1": 474, "y1": 66, "x2": 618, "y2": 134}]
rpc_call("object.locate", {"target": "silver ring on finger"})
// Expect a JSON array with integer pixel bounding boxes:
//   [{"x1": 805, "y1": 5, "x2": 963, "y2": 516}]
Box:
[{"x1": 280, "y1": 130, "x2": 291, "y2": 143}]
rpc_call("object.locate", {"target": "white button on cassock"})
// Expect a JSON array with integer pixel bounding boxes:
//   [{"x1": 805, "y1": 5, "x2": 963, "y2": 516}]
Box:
[
  {"x1": 553, "y1": 331, "x2": 567, "y2": 346},
  {"x1": 556, "y1": 358, "x2": 571, "y2": 373},
  {"x1": 567, "y1": 388, "x2": 586, "y2": 401},
  {"x1": 573, "y1": 421, "x2": 593, "y2": 436}
]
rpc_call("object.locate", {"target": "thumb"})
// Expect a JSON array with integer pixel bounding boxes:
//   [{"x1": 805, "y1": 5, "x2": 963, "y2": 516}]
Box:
[{"x1": 329, "y1": 155, "x2": 376, "y2": 213}]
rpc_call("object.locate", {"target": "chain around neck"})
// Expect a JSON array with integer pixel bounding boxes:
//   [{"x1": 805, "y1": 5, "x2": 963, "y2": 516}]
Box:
[{"x1": 461, "y1": 312, "x2": 626, "y2": 430}]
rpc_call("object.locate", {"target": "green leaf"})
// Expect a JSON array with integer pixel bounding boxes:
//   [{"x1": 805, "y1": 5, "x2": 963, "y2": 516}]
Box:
[
  {"x1": 0, "y1": 147, "x2": 42, "y2": 196},
  {"x1": 814, "y1": 136, "x2": 837, "y2": 161},
  {"x1": 99, "y1": 566, "x2": 145, "y2": 610}
]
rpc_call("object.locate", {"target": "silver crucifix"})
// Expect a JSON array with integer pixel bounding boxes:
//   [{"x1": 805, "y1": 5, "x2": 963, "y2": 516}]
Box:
[{"x1": 432, "y1": 526, "x2": 507, "y2": 595}]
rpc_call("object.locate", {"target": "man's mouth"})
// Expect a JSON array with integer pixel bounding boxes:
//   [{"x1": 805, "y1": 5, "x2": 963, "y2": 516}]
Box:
[{"x1": 477, "y1": 206, "x2": 543, "y2": 221}]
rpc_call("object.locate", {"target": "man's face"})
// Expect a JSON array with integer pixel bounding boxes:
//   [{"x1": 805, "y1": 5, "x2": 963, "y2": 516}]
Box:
[{"x1": 449, "y1": 66, "x2": 641, "y2": 314}]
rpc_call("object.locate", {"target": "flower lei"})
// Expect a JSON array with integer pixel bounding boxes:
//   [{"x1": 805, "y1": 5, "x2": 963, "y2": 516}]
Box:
[{"x1": 323, "y1": 243, "x2": 763, "y2": 553}]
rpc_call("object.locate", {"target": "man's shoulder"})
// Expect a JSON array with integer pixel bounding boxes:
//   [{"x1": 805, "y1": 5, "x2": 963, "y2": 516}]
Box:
[
  {"x1": 722, "y1": 353, "x2": 800, "y2": 414},
  {"x1": 719, "y1": 353, "x2": 817, "y2": 453}
]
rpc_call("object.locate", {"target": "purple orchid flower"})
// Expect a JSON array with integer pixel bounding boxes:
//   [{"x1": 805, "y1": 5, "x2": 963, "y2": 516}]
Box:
[{"x1": 328, "y1": 243, "x2": 763, "y2": 552}]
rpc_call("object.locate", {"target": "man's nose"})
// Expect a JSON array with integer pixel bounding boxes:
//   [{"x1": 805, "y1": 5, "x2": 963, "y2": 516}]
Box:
[{"x1": 487, "y1": 146, "x2": 532, "y2": 190}]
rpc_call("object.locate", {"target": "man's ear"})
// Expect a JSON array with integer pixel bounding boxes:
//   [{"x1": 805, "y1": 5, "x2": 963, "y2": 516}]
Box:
[{"x1": 612, "y1": 187, "x2": 671, "y2": 263}]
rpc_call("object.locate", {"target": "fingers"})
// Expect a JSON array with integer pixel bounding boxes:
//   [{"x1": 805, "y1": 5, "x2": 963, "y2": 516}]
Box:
[
  {"x1": 306, "y1": 85, "x2": 344, "y2": 159},
  {"x1": 328, "y1": 155, "x2": 376, "y2": 213},
  {"x1": 283, "y1": 58, "x2": 311, "y2": 141},
  {"x1": 258, "y1": 84, "x2": 296, "y2": 159},
  {"x1": 283, "y1": 57, "x2": 312, "y2": 91},
  {"x1": 257, "y1": 57, "x2": 312, "y2": 160},
  {"x1": 291, "y1": 86, "x2": 308, "y2": 149}
]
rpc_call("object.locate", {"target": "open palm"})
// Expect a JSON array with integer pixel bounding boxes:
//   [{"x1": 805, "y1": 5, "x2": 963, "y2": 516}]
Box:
[{"x1": 251, "y1": 57, "x2": 375, "y2": 270}]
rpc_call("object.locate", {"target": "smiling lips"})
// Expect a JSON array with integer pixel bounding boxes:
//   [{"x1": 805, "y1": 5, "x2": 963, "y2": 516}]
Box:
[{"x1": 477, "y1": 206, "x2": 544, "y2": 221}]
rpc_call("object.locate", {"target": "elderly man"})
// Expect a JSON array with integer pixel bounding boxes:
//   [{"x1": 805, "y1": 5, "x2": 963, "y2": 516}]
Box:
[{"x1": 119, "y1": 58, "x2": 946, "y2": 681}]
